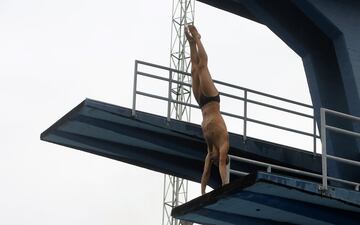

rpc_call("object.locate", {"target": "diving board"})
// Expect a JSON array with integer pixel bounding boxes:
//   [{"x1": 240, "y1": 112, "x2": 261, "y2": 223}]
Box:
[
  {"x1": 41, "y1": 98, "x2": 322, "y2": 188},
  {"x1": 172, "y1": 172, "x2": 360, "y2": 225}
]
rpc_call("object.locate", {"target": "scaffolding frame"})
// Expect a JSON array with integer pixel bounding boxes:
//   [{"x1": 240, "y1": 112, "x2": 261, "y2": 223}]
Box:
[{"x1": 163, "y1": 1, "x2": 195, "y2": 225}]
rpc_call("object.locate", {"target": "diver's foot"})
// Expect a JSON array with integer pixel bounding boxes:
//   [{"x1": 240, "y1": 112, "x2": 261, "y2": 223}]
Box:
[
  {"x1": 185, "y1": 26, "x2": 195, "y2": 43},
  {"x1": 188, "y1": 24, "x2": 201, "y2": 40}
]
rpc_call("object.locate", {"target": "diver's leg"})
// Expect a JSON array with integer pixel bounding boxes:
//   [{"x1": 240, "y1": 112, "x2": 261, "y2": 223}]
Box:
[
  {"x1": 185, "y1": 26, "x2": 200, "y2": 103},
  {"x1": 188, "y1": 25, "x2": 207, "y2": 67},
  {"x1": 188, "y1": 25, "x2": 218, "y2": 96},
  {"x1": 185, "y1": 26, "x2": 199, "y2": 65},
  {"x1": 198, "y1": 69, "x2": 219, "y2": 96}
]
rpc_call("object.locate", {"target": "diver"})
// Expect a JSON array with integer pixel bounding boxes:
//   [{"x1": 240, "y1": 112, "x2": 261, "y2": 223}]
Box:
[{"x1": 185, "y1": 25, "x2": 229, "y2": 195}]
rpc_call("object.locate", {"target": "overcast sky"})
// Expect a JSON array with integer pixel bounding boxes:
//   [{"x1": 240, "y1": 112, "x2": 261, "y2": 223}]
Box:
[{"x1": 0, "y1": 0, "x2": 313, "y2": 225}]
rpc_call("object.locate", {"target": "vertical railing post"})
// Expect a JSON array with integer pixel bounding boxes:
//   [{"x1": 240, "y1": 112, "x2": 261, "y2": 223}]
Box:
[
  {"x1": 267, "y1": 165, "x2": 272, "y2": 173},
  {"x1": 320, "y1": 108, "x2": 328, "y2": 191},
  {"x1": 132, "y1": 61, "x2": 138, "y2": 117},
  {"x1": 167, "y1": 70, "x2": 172, "y2": 122},
  {"x1": 313, "y1": 109, "x2": 317, "y2": 154},
  {"x1": 243, "y1": 90, "x2": 248, "y2": 142}
]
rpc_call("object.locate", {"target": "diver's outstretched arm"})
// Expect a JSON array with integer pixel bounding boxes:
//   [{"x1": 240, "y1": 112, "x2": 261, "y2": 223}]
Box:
[
  {"x1": 219, "y1": 147, "x2": 230, "y2": 186},
  {"x1": 201, "y1": 153, "x2": 212, "y2": 195}
]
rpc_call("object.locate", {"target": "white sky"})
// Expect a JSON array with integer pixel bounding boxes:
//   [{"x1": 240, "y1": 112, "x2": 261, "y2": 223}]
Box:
[{"x1": 0, "y1": 0, "x2": 313, "y2": 225}]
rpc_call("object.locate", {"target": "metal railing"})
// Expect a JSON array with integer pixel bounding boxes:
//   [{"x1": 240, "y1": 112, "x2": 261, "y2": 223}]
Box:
[
  {"x1": 132, "y1": 60, "x2": 319, "y2": 152},
  {"x1": 228, "y1": 108, "x2": 360, "y2": 192},
  {"x1": 320, "y1": 108, "x2": 360, "y2": 191},
  {"x1": 131, "y1": 60, "x2": 360, "y2": 192}
]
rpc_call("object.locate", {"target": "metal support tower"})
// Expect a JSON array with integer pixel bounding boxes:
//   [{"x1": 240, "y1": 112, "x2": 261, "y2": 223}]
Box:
[{"x1": 162, "y1": 1, "x2": 195, "y2": 225}]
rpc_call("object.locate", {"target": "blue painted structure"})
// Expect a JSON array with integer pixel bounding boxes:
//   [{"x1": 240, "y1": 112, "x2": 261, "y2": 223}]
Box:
[
  {"x1": 40, "y1": 99, "x2": 321, "y2": 189},
  {"x1": 40, "y1": 1, "x2": 360, "y2": 224},
  {"x1": 172, "y1": 172, "x2": 360, "y2": 225},
  {"x1": 41, "y1": 99, "x2": 360, "y2": 224},
  {"x1": 198, "y1": 0, "x2": 360, "y2": 185}
]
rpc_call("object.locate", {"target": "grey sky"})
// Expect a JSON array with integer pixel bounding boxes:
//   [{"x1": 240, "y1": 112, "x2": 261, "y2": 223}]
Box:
[{"x1": 0, "y1": 0, "x2": 311, "y2": 224}]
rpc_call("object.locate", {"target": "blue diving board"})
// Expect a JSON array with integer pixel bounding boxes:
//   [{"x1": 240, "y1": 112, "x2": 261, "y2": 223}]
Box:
[
  {"x1": 172, "y1": 172, "x2": 360, "y2": 225},
  {"x1": 41, "y1": 99, "x2": 322, "y2": 189}
]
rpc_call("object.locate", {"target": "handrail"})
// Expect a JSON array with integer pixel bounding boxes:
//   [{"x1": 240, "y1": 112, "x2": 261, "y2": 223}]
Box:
[
  {"x1": 132, "y1": 60, "x2": 319, "y2": 152},
  {"x1": 135, "y1": 90, "x2": 320, "y2": 138},
  {"x1": 136, "y1": 60, "x2": 313, "y2": 108},
  {"x1": 213, "y1": 79, "x2": 313, "y2": 108},
  {"x1": 229, "y1": 107, "x2": 360, "y2": 191},
  {"x1": 228, "y1": 154, "x2": 360, "y2": 191},
  {"x1": 320, "y1": 108, "x2": 360, "y2": 191},
  {"x1": 229, "y1": 155, "x2": 322, "y2": 179},
  {"x1": 132, "y1": 60, "x2": 360, "y2": 192}
]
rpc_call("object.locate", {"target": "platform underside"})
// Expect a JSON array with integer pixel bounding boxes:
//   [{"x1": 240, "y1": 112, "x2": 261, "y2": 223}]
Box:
[
  {"x1": 172, "y1": 172, "x2": 360, "y2": 225},
  {"x1": 41, "y1": 99, "x2": 323, "y2": 188}
]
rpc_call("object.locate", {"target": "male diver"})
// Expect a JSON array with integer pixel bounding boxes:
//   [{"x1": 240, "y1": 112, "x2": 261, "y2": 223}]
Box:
[{"x1": 185, "y1": 25, "x2": 229, "y2": 195}]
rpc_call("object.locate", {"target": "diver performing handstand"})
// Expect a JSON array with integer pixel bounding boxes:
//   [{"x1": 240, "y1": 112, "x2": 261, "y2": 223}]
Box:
[{"x1": 185, "y1": 25, "x2": 229, "y2": 195}]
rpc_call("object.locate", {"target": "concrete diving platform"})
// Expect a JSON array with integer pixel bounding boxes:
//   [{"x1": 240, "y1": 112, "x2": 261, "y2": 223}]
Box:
[
  {"x1": 41, "y1": 98, "x2": 322, "y2": 189},
  {"x1": 41, "y1": 99, "x2": 360, "y2": 224},
  {"x1": 172, "y1": 172, "x2": 360, "y2": 225}
]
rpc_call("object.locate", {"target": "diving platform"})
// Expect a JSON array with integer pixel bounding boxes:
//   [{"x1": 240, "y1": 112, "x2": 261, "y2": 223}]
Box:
[
  {"x1": 41, "y1": 59, "x2": 360, "y2": 224},
  {"x1": 40, "y1": 0, "x2": 360, "y2": 223},
  {"x1": 41, "y1": 98, "x2": 322, "y2": 189},
  {"x1": 172, "y1": 171, "x2": 360, "y2": 225}
]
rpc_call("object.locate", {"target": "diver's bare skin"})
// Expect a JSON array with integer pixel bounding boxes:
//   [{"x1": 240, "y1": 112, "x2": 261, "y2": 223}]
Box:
[{"x1": 185, "y1": 25, "x2": 229, "y2": 195}]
